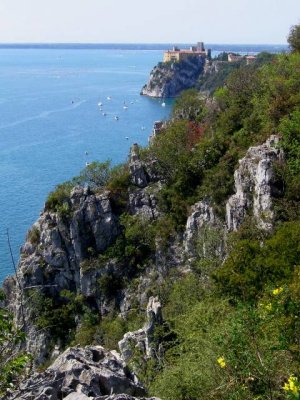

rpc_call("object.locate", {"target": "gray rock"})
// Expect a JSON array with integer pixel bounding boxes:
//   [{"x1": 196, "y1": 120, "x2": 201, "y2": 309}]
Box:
[
  {"x1": 118, "y1": 297, "x2": 162, "y2": 364},
  {"x1": 129, "y1": 184, "x2": 161, "y2": 220},
  {"x1": 129, "y1": 144, "x2": 148, "y2": 188},
  {"x1": 141, "y1": 57, "x2": 205, "y2": 98},
  {"x1": 4, "y1": 346, "x2": 145, "y2": 400},
  {"x1": 226, "y1": 135, "x2": 283, "y2": 231},
  {"x1": 184, "y1": 200, "x2": 223, "y2": 257},
  {"x1": 3, "y1": 188, "x2": 120, "y2": 363}
]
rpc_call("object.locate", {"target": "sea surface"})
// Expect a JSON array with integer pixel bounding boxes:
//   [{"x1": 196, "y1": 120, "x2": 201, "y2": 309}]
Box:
[{"x1": 0, "y1": 43, "x2": 287, "y2": 283}]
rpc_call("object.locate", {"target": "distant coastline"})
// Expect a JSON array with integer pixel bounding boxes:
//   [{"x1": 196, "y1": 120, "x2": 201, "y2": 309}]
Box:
[{"x1": 0, "y1": 43, "x2": 288, "y2": 53}]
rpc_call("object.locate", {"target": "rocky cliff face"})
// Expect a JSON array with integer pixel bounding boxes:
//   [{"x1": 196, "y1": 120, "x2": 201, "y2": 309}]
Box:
[
  {"x1": 226, "y1": 135, "x2": 283, "y2": 231},
  {"x1": 141, "y1": 56, "x2": 206, "y2": 98},
  {"x1": 3, "y1": 145, "x2": 165, "y2": 365},
  {"x1": 2, "y1": 135, "x2": 283, "y2": 397},
  {"x1": 3, "y1": 345, "x2": 152, "y2": 400}
]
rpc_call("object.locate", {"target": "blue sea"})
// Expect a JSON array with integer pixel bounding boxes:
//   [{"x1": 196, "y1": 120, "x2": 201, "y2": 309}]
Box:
[{"x1": 0, "y1": 43, "x2": 287, "y2": 283}]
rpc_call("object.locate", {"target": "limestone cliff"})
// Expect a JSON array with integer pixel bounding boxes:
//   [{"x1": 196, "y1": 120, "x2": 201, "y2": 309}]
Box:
[
  {"x1": 141, "y1": 56, "x2": 206, "y2": 98},
  {"x1": 226, "y1": 135, "x2": 283, "y2": 231},
  {"x1": 2, "y1": 135, "x2": 283, "y2": 398}
]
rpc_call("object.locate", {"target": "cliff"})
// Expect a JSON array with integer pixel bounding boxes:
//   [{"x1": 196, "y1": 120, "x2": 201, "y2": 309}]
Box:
[
  {"x1": 2, "y1": 135, "x2": 283, "y2": 397},
  {"x1": 140, "y1": 56, "x2": 206, "y2": 98}
]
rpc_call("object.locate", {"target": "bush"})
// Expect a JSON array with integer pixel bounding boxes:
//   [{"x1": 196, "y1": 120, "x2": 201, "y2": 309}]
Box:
[
  {"x1": 214, "y1": 221, "x2": 300, "y2": 300},
  {"x1": 280, "y1": 110, "x2": 300, "y2": 175},
  {"x1": 30, "y1": 289, "x2": 85, "y2": 345},
  {"x1": 0, "y1": 294, "x2": 31, "y2": 394},
  {"x1": 27, "y1": 226, "x2": 40, "y2": 245},
  {"x1": 45, "y1": 180, "x2": 73, "y2": 215},
  {"x1": 77, "y1": 160, "x2": 111, "y2": 188},
  {"x1": 172, "y1": 89, "x2": 207, "y2": 122}
]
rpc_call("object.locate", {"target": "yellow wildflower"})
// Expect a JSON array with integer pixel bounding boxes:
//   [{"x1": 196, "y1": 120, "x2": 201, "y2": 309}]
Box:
[
  {"x1": 283, "y1": 375, "x2": 299, "y2": 396},
  {"x1": 217, "y1": 356, "x2": 226, "y2": 368},
  {"x1": 273, "y1": 287, "x2": 284, "y2": 296}
]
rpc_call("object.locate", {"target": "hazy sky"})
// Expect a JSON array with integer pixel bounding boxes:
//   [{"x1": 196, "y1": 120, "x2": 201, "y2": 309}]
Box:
[{"x1": 0, "y1": 0, "x2": 299, "y2": 44}]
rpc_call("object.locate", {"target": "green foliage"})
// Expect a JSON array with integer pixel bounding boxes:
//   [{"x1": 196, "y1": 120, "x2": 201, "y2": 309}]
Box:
[
  {"x1": 30, "y1": 289, "x2": 85, "y2": 344},
  {"x1": 0, "y1": 304, "x2": 31, "y2": 394},
  {"x1": 215, "y1": 221, "x2": 300, "y2": 300},
  {"x1": 253, "y1": 52, "x2": 300, "y2": 132},
  {"x1": 27, "y1": 225, "x2": 40, "y2": 245},
  {"x1": 150, "y1": 273, "x2": 299, "y2": 400},
  {"x1": 98, "y1": 273, "x2": 123, "y2": 298},
  {"x1": 45, "y1": 180, "x2": 73, "y2": 215},
  {"x1": 121, "y1": 213, "x2": 156, "y2": 268},
  {"x1": 197, "y1": 59, "x2": 244, "y2": 94},
  {"x1": 280, "y1": 110, "x2": 300, "y2": 175},
  {"x1": 107, "y1": 163, "x2": 131, "y2": 192},
  {"x1": 288, "y1": 24, "x2": 300, "y2": 52},
  {"x1": 172, "y1": 89, "x2": 206, "y2": 121},
  {"x1": 77, "y1": 160, "x2": 111, "y2": 188},
  {"x1": 96, "y1": 315, "x2": 127, "y2": 350}
]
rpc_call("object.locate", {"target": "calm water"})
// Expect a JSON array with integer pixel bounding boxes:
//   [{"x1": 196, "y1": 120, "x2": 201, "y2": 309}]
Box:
[
  {"x1": 0, "y1": 48, "x2": 174, "y2": 283},
  {"x1": 0, "y1": 44, "x2": 288, "y2": 283}
]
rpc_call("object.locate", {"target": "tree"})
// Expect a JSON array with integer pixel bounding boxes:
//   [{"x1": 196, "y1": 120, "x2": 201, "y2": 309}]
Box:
[
  {"x1": 287, "y1": 24, "x2": 300, "y2": 52},
  {"x1": 77, "y1": 160, "x2": 111, "y2": 188}
]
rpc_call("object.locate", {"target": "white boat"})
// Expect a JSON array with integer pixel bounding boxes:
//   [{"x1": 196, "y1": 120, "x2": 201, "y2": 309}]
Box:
[
  {"x1": 114, "y1": 116, "x2": 119, "y2": 120},
  {"x1": 102, "y1": 112, "x2": 107, "y2": 116},
  {"x1": 98, "y1": 102, "x2": 103, "y2": 106},
  {"x1": 161, "y1": 102, "x2": 166, "y2": 107},
  {"x1": 107, "y1": 96, "x2": 111, "y2": 100},
  {"x1": 125, "y1": 136, "x2": 129, "y2": 140}
]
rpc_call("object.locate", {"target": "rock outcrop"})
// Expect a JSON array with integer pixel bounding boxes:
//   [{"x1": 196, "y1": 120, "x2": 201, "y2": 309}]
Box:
[
  {"x1": 3, "y1": 143, "x2": 164, "y2": 364},
  {"x1": 118, "y1": 297, "x2": 163, "y2": 364},
  {"x1": 184, "y1": 200, "x2": 224, "y2": 261},
  {"x1": 226, "y1": 135, "x2": 283, "y2": 231},
  {"x1": 3, "y1": 187, "x2": 122, "y2": 363},
  {"x1": 141, "y1": 57, "x2": 206, "y2": 98},
  {"x1": 4, "y1": 346, "x2": 152, "y2": 400},
  {"x1": 129, "y1": 144, "x2": 149, "y2": 188}
]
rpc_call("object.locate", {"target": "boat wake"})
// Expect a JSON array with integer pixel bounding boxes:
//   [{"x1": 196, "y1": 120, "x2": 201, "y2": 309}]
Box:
[{"x1": 0, "y1": 100, "x2": 87, "y2": 130}]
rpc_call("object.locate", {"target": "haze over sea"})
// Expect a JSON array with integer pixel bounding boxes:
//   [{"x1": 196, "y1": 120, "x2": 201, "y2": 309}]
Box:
[{"x1": 0, "y1": 43, "x2": 287, "y2": 283}]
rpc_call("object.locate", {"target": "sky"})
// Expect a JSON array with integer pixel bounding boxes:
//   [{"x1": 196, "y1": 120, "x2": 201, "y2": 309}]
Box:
[{"x1": 0, "y1": 0, "x2": 299, "y2": 44}]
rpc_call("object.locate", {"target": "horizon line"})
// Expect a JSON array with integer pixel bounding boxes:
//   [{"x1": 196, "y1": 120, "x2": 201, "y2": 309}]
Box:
[{"x1": 0, "y1": 42, "x2": 288, "y2": 46}]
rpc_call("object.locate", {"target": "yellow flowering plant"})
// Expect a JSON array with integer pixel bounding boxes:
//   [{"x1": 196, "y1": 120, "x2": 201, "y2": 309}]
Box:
[
  {"x1": 273, "y1": 287, "x2": 284, "y2": 296},
  {"x1": 217, "y1": 356, "x2": 226, "y2": 368},
  {"x1": 283, "y1": 375, "x2": 300, "y2": 399}
]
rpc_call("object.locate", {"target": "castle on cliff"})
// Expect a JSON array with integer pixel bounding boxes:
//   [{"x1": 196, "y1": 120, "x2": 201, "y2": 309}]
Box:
[{"x1": 163, "y1": 42, "x2": 211, "y2": 62}]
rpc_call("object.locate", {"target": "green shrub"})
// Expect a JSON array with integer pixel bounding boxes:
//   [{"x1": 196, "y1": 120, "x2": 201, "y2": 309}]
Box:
[
  {"x1": 96, "y1": 315, "x2": 127, "y2": 350},
  {"x1": 27, "y1": 226, "x2": 40, "y2": 245},
  {"x1": 0, "y1": 305, "x2": 31, "y2": 394},
  {"x1": 30, "y1": 289, "x2": 85, "y2": 345},
  {"x1": 172, "y1": 89, "x2": 207, "y2": 121},
  {"x1": 77, "y1": 160, "x2": 111, "y2": 188},
  {"x1": 45, "y1": 181, "x2": 73, "y2": 215},
  {"x1": 214, "y1": 221, "x2": 300, "y2": 300},
  {"x1": 280, "y1": 110, "x2": 300, "y2": 175},
  {"x1": 98, "y1": 273, "x2": 123, "y2": 298}
]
